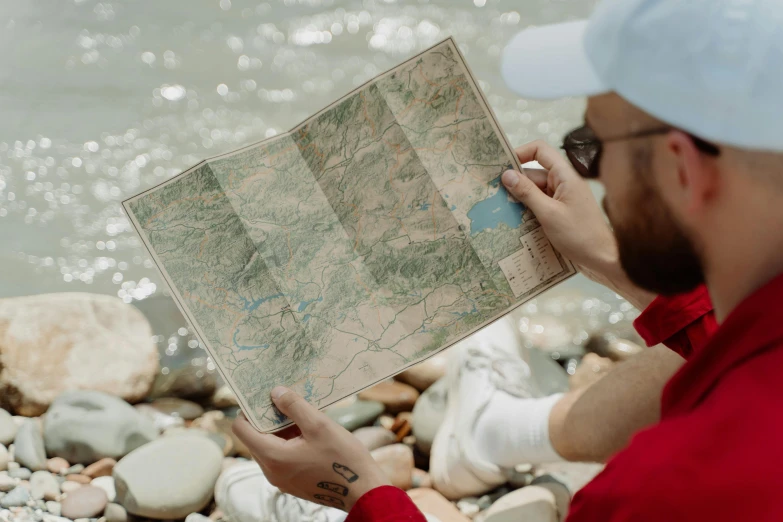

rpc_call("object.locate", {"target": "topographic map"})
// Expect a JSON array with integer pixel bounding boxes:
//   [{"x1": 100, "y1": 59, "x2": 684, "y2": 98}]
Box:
[{"x1": 124, "y1": 38, "x2": 576, "y2": 432}]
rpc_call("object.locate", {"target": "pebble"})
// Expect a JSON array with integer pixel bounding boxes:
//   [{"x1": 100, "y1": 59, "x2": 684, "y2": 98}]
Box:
[
  {"x1": 65, "y1": 474, "x2": 91, "y2": 485},
  {"x1": 531, "y1": 475, "x2": 571, "y2": 522},
  {"x1": 61, "y1": 486, "x2": 108, "y2": 519},
  {"x1": 585, "y1": 332, "x2": 644, "y2": 362},
  {"x1": 359, "y1": 381, "x2": 420, "y2": 413},
  {"x1": 0, "y1": 474, "x2": 16, "y2": 492},
  {"x1": 211, "y1": 386, "x2": 238, "y2": 409},
  {"x1": 411, "y1": 469, "x2": 432, "y2": 489},
  {"x1": 14, "y1": 420, "x2": 47, "y2": 471},
  {"x1": 104, "y1": 502, "x2": 128, "y2": 522},
  {"x1": 91, "y1": 476, "x2": 116, "y2": 503},
  {"x1": 45, "y1": 459, "x2": 69, "y2": 475},
  {"x1": 411, "y1": 377, "x2": 448, "y2": 455},
  {"x1": 62, "y1": 464, "x2": 84, "y2": 476},
  {"x1": 43, "y1": 391, "x2": 158, "y2": 464},
  {"x1": 325, "y1": 400, "x2": 384, "y2": 432},
  {"x1": 371, "y1": 444, "x2": 414, "y2": 490},
  {"x1": 0, "y1": 411, "x2": 17, "y2": 446},
  {"x1": 483, "y1": 486, "x2": 558, "y2": 522},
  {"x1": 60, "y1": 481, "x2": 81, "y2": 494},
  {"x1": 456, "y1": 498, "x2": 480, "y2": 518},
  {"x1": 7, "y1": 461, "x2": 18, "y2": 471},
  {"x1": 148, "y1": 365, "x2": 217, "y2": 402},
  {"x1": 113, "y1": 434, "x2": 222, "y2": 518},
  {"x1": 569, "y1": 353, "x2": 615, "y2": 390},
  {"x1": 30, "y1": 471, "x2": 60, "y2": 501},
  {"x1": 1, "y1": 486, "x2": 31, "y2": 508},
  {"x1": 352, "y1": 427, "x2": 396, "y2": 451},
  {"x1": 0, "y1": 445, "x2": 8, "y2": 472},
  {"x1": 45, "y1": 501, "x2": 61, "y2": 516},
  {"x1": 9, "y1": 468, "x2": 31, "y2": 480},
  {"x1": 185, "y1": 513, "x2": 211, "y2": 522},
  {"x1": 407, "y1": 488, "x2": 469, "y2": 522},
  {"x1": 377, "y1": 415, "x2": 395, "y2": 431},
  {"x1": 149, "y1": 398, "x2": 204, "y2": 421},
  {"x1": 82, "y1": 458, "x2": 116, "y2": 479},
  {"x1": 395, "y1": 353, "x2": 449, "y2": 392}
]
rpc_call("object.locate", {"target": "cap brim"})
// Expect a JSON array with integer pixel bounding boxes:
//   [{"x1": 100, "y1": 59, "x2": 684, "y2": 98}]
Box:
[{"x1": 501, "y1": 20, "x2": 608, "y2": 100}]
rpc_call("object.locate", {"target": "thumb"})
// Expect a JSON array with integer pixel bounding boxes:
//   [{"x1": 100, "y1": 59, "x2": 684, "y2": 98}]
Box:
[
  {"x1": 271, "y1": 386, "x2": 326, "y2": 435},
  {"x1": 501, "y1": 169, "x2": 553, "y2": 215}
]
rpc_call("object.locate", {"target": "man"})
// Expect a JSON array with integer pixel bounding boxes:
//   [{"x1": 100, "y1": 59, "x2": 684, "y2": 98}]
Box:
[{"x1": 233, "y1": 0, "x2": 783, "y2": 519}]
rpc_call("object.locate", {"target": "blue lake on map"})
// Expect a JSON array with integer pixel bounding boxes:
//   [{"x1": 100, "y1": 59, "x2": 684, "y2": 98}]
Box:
[{"x1": 467, "y1": 178, "x2": 526, "y2": 236}]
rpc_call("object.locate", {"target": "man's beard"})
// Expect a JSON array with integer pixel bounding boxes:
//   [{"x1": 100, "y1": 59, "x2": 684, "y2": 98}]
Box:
[{"x1": 604, "y1": 146, "x2": 705, "y2": 296}]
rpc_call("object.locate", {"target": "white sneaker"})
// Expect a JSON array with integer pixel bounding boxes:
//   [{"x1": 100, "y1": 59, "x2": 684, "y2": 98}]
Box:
[
  {"x1": 430, "y1": 316, "x2": 536, "y2": 500},
  {"x1": 215, "y1": 461, "x2": 347, "y2": 522}
]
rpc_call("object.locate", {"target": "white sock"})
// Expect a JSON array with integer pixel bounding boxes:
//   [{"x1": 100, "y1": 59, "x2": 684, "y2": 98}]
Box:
[{"x1": 474, "y1": 392, "x2": 565, "y2": 467}]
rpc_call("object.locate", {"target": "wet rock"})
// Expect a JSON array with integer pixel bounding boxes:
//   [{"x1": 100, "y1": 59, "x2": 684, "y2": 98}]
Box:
[
  {"x1": 352, "y1": 427, "x2": 396, "y2": 451},
  {"x1": 45, "y1": 458, "x2": 69, "y2": 475},
  {"x1": 43, "y1": 390, "x2": 158, "y2": 464},
  {"x1": 91, "y1": 476, "x2": 116, "y2": 502},
  {"x1": 325, "y1": 400, "x2": 384, "y2": 432},
  {"x1": 359, "y1": 381, "x2": 419, "y2": 414},
  {"x1": 82, "y1": 458, "x2": 116, "y2": 478},
  {"x1": 149, "y1": 398, "x2": 204, "y2": 420},
  {"x1": 61, "y1": 485, "x2": 108, "y2": 519},
  {"x1": 569, "y1": 353, "x2": 615, "y2": 390},
  {"x1": 482, "y1": 486, "x2": 557, "y2": 522},
  {"x1": 30, "y1": 471, "x2": 59, "y2": 501},
  {"x1": 1, "y1": 486, "x2": 30, "y2": 508},
  {"x1": 395, "y1": 354, "x2": 449, "y2": 392},
  {"x1": 148, "y1": 365, "x2": 217, "y2": 403},
  {"x1": 104, "y1": 502, "x2": 128, "y2": 522},
  {"x1": 407, "y1": 488, "x2": 469, "y2": 522},
  {"x1": 0, "y1": 293, "x2": 158, "y2": 416},
  {"x1": 113, "y1": 434, "x2": 222, "y2": 518},
  {"x1": 14, "y1": 420, "x2": 46, "y2": 471},
  {"x1": 585, "y1": 332, "x2": 644, "y2": 362},
  {"x1": 0, "y1": 410, "x2": 17, "y2": 446},
  {"x1": 371, "y1": 444, "x2": 414, "y2": 490},
  {"x1": 411, "y1": 378, "x2": 448, "y2": 455}
]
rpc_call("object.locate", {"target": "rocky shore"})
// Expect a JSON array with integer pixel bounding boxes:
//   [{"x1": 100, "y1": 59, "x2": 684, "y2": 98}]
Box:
[{"x1": 0, "y1": 291, "x2": 640, "y2": 522}]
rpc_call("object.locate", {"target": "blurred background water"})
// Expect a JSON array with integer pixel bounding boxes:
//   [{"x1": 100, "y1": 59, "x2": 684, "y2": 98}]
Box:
[{"x1": 1, "y1": 0, "x2": 629, "y2": 373}]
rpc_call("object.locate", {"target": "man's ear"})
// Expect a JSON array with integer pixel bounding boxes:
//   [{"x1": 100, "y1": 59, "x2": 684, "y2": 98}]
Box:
[{"x1": 665, "y1": 130, "x2": 719, "y2": 215}]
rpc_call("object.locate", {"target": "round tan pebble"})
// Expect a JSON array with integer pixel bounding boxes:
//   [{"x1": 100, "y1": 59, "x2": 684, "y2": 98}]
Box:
[
  {"x1": 66, "y1": 474, "x2": 91, "y2": 484},
  {"x1": 47, "y1": 458, "x2": 70, "y2": 475},
  {"x1": 359, "y1": 381, "x2": 420, "y2": 413},
  {"x1": 82, "y1": 458, "x2": 116, "y2": 478},
  {"x1": 61, "y1": 485, "x2": 108, "y2": 519},
  {"x1": 60, "y1": 481, "x2": 82, "y2": 494},
  {"x1": 370, "y1": 444, "x2": 414, "y2": 490}
]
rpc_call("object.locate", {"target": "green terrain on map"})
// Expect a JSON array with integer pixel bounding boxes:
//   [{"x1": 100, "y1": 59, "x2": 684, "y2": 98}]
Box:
[{"x1": 126, "y1": 39, "x2": 573, "y2": 431}]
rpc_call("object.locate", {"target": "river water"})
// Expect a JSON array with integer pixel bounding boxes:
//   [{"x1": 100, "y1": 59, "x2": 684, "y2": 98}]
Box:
[{"x1": 2, "y1": 0, "x2": 629, "y2": 372}]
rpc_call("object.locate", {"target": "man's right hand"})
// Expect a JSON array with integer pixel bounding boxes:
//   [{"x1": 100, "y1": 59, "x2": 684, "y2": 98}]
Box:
[{"x1": 501, "y1": 140, "x2": 656, "y2": 310}]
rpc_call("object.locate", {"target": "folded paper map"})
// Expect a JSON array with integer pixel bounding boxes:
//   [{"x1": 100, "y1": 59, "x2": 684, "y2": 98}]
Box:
[{"x1": 124, "y1": 37, "x2": 576, "y2": 432}]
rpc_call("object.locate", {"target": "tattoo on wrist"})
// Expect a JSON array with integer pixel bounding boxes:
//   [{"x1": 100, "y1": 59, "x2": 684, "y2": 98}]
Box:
[
  {"x1": 332, "y1": 463, "x2": 359, "y2": 483},
  {"x1": 314, "y1": 494, "x2": 345, "y2": 508},
  {"x1": 318, "y1": 481, "x2": 349, "y2": 496}
]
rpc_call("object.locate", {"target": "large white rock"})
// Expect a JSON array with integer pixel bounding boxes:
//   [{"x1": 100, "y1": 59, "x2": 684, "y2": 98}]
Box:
[
  {"x1": 0, "y1": 293, "x2": 158, "y2": 416},
  {"x1": 43, "y1": 390, "x2": 158, "y2": 464},
  {"x1": 113, "y1": 434, "x2": 223, "y2": 519}
]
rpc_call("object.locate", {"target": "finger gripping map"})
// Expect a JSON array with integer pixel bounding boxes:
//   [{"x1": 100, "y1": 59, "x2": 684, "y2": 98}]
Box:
[{"x1": 124, "y1": 38, "x2": 576, "y2": 432}]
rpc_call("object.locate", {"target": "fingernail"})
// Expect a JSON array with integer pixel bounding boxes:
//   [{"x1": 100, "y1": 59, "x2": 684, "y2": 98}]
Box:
[
  {"x1": 271, "y1": 386, "x2": 290, "y2": 400},
  {"x1": 502, "y1": 170, "x2": 518, "y2": 188}
]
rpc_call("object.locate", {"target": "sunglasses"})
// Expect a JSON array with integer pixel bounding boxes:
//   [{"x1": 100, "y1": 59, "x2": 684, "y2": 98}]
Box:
[{"x1": 561, "y1": 124, "x2": 721, "y2": 179}]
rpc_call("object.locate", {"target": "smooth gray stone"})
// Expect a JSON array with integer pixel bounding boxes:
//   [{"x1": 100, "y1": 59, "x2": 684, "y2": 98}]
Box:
[
  {"x1": 9, "y1": 467, "x2": 31, "y2": 480},
  {"x1": 325, "y1": 400, "x2": 384, "y2": 432},
  {"x1": 14, "y1": 420, "x2": 46, "y2": 471},
  {"x1": 412, "y1": 377, "x2": 448, "y2": 454},
  {"x1": 43, "y1": 390, "x2": 157, "y2": 464},
  {"x1": 1, "y1": 486, "x2": 31, "y2": 508}
]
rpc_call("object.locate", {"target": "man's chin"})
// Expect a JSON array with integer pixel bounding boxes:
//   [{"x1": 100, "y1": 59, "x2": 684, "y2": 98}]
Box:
[{"x1": 619, "y1": 252, "x2": 705, "y2": 297}]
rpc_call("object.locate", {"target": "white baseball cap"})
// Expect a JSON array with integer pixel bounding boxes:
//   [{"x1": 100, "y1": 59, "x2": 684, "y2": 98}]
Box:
[{"x1": 501, "y1": 0, "x2": 783, "y2": 152}]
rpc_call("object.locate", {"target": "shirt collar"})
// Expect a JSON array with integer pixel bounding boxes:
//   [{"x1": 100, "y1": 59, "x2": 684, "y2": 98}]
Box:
[{"x1": 662, "y1": 271, "x2": 783, "y2": 417}]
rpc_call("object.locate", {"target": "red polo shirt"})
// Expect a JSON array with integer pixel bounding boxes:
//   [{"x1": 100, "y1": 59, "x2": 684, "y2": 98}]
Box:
[{"x1": 347, "y1": 276, "x2": 783, "y2": 521}]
